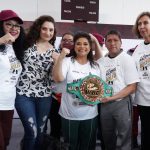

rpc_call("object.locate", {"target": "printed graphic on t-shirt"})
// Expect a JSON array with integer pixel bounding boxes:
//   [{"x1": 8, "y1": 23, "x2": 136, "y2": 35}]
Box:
[
  {"x1": 106, "y1": 68, "x2": 117, "y2": 85},
  {"x1": 139, "y1": 53, "x2": 150, "y2": 79},
  {"x1": 9, "y1": 55, "x2": 21, "y2": 83},
  {"x1": 72, "y1": 70, "x2": 88, "y2": 75}
]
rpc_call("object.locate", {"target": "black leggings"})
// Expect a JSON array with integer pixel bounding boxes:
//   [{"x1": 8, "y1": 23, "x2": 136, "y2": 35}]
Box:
[{"x1": 138, "y1": 105, "x2": 150, "y2": 150}]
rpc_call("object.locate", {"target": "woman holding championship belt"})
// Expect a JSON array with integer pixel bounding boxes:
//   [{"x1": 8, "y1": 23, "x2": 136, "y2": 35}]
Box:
[{"x1": 53, "y1": 31, "x2": 102, "y2": 150}]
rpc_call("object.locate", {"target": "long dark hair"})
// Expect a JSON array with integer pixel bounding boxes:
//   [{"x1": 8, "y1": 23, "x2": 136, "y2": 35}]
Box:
[
  {"x1": 24, "y1": 15, "x2": 56, "y2": 50},
  {"x1": 0, "y1": 21, "x2": 25, "y2": 62},
  {"x1": 71, "y1": 31, "x2": 98, "y2": 68}
]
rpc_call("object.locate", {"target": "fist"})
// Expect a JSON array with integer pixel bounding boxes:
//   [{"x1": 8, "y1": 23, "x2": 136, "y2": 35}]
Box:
[
  {"x1": 60, "y1": 48, "x2": 70, "y2": 58},
  {"x1": 0, "y1": 33, "x2": 15, "y2": 44}
]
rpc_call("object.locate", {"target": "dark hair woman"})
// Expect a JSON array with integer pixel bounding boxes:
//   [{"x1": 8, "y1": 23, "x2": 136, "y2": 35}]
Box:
[
  {"x1": 52, "y1": 31, "x2": 102, "y2": 150},
  {"x1": 0, "y1": 9, "x2": 25, "y2": 150},
  {"x1": 15, "y1": 15, "x2": 59, "y2": 150}
]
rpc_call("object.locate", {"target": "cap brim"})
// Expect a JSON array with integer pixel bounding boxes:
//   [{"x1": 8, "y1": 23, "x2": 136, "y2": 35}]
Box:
[
  {"x1": 11, "y1": 17, "x2": 23, "y2": 24},
  {"x1": 0, "y1": 17, "x2": 23, "y2": 24}
]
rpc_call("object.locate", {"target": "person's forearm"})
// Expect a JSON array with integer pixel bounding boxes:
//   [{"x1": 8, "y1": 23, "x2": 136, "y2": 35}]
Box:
[
  {"x1": 101, "y1": 83, "x2": 137, "y2": 103},
  {"x1": 0, "y1": 37, "x2": 4, "y2": 45},
  {"x1": 94, "y1": 39, "x2": 103, "y2": 60},
  {"x1": 53, "y1": 47, "x2": 70, "y2": 82},
  {"x1": 52, "y1": 55, "x2": 64, "y2": 82},
  {"x1": 109, "y1": 83, "x2": 137, "y2": 101}
]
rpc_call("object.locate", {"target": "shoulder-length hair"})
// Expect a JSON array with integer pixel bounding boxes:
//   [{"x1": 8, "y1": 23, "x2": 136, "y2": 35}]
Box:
[
  {"x1": 71, "y1": 31, "x2": 98, "y2": 68},
  {"x1": 24, "y1": 15, "x2": 56, "y2": 49},
  {"x1": 133, "y1": 11, "x2": 150, "y2": 38},
  {"x1": 0, "y1": 21, "x2": 25, "y2": 62}
]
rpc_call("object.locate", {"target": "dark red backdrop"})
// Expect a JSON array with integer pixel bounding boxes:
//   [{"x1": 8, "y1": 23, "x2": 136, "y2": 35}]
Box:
[{"x1": 23, "y1": 21, "x2": 137, "y2": 39}]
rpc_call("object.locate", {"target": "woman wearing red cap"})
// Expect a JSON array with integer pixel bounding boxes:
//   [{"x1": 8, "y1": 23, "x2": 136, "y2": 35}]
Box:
[{"x1": 0, "y1": 10, "x2": 25, "y2": 150}]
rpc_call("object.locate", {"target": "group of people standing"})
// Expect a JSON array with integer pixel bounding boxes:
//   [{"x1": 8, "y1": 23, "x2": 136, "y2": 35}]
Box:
[{"x1": 0, "y1": 9, "x2": 150, "y2": 150}]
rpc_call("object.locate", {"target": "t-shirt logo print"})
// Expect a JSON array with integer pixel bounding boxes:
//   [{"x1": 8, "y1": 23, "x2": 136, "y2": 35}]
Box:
[{"x1": 106, "y1": 68, "x2": 116, "y2": 85}]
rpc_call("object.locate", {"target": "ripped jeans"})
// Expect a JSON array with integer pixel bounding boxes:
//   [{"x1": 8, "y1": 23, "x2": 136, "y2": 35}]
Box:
[{"x1": 15, "y1": 94, "x2": 51, "y2": 150}]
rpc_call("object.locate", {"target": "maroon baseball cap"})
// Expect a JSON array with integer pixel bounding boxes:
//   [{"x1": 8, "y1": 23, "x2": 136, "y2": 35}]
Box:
[
  {"x1": 0, "y1": 10, "x2": 23, "y2": 24},
  {"x1": 92, "y1": 33, "x2": 104, "y2": 45}
]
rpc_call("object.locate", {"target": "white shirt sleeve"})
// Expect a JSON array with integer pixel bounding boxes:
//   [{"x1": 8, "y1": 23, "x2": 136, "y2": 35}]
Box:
[
  {"x1": 61, "y1": 57, "x2": 71, "y2": 80},
  {"x1": 122, "y1": 55, "x2": 140, "y2": 85}
]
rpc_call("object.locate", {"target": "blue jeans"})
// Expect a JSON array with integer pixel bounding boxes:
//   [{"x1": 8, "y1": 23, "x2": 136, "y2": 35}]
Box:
[{"x1": 15, "y1": 94, "x2": 51, "y2": 150}]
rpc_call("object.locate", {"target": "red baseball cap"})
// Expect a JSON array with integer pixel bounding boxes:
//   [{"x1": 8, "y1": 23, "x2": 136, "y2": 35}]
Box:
[
  {"x1": 92, "y1": 33, "x2": 104, "y2": 45},
  {"x1": 0, "y1": 10, "x2": 23, "y2": 24}
]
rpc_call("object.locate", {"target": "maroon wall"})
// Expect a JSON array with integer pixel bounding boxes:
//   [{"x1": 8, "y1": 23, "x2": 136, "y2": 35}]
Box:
[{"x1": 23, "y1": 21, "x2": 137, "y2": 39}]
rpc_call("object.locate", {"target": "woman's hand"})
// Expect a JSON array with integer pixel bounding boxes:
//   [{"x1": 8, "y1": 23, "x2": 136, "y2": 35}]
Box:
[
  {"x1": 89, "y1": 33, "x2": 97, "y2": 42},
  {"x1": 0, "y1": 33, "x2": 15, "y2": 44},
  {"x1": 89, "y1": 33, "x2": 103, "y2": 60},
  {"x1": 59, "y1": 48, "x2": 70, "y2": 59},
  {"x1": 52, "y1": 51, "x2": 60, "y2": 62}
]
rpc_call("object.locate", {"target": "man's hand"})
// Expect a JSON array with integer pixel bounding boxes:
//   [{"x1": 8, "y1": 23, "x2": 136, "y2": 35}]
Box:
[{"x1": 100, "y1": 97, "x2": 112, "y2": 103}]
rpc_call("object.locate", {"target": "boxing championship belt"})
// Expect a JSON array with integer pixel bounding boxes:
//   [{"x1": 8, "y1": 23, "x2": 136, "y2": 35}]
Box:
[{"x1": 67, "y1": 74, "x2": 113, "y2": 105}]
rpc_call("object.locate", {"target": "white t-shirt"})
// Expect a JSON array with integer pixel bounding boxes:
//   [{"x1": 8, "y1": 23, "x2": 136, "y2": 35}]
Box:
[
  {"x1": 59, "y1": 57, "x2": 100, "y2": 120},
  {"x1": 132, "y1": 42, "x2": 150, "y2": 106},
  {"x1": 0, "y1": 44, "x2": 22, "y2": 110},
  {"x1": 97, "y1": 51, "x2": 140, "y2": 100}
]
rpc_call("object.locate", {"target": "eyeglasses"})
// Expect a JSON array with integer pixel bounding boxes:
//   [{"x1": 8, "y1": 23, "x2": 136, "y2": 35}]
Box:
[
  {"x1": 5, "y1": 22, "x2": 21, "y2": 30},
  {"x1": 62, "y1": 39, "x2": 73, "y2": 43}
]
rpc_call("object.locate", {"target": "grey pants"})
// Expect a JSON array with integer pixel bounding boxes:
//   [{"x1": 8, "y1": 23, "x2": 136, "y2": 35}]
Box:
[{"x1": 100, "y1": 97, "x2": 132, "y2": 150}]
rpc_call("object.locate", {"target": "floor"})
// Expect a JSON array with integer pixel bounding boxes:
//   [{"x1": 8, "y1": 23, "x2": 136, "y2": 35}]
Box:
[
  {"x1": 7, "y1": 118, "x2": 141, "y2": 150},
  {"x1": 8, "y1": 119, "x2": 22, "y2": 150},
  {"x1": 7, "y1": 118, "x2": 104, "y2": 150}
]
